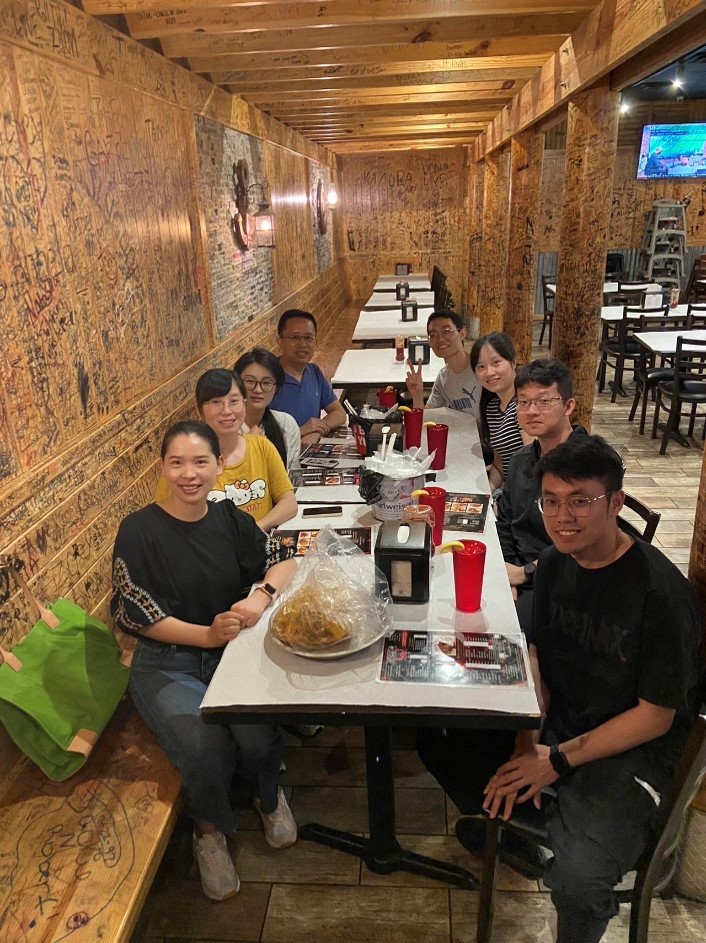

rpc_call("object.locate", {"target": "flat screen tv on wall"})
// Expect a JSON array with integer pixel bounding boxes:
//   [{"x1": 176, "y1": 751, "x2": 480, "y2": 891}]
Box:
[{"x1": 637, "y1": 123, "x2": 706, "y2": 179}]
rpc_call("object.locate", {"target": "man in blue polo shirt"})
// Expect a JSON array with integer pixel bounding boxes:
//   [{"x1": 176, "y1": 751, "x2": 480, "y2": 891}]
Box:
[{"x1": 270, "y1": 309, "x2": 347, "y2": 449}]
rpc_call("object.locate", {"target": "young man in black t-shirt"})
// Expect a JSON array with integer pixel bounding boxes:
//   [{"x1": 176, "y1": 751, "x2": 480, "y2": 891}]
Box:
[
  {"x1": 420, "y1": 435, "x2": 701, "y2": 943},
  {"x1": 482, "y1": 434, "x2": 701, "y2": 942}
]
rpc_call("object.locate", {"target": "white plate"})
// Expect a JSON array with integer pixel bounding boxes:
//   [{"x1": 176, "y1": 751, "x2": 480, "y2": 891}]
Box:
[{"x1": 268, "y1": 614, "x2": 388, "y2": 660}]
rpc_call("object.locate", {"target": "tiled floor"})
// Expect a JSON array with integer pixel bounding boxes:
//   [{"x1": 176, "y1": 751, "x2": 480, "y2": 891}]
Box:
[{"x1": 131, "y1": 306, "x2": 706, "y2": 943}]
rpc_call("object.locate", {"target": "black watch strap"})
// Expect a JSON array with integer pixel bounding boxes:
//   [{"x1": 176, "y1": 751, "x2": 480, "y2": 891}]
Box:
[{"x1": 549, "y1": 744, "x2": 572, "y2": 778}]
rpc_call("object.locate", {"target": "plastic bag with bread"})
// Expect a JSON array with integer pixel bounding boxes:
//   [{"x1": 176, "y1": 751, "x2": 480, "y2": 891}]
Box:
[{"x1": 270, "y1": 527, "x2": 391, "y2": 653}]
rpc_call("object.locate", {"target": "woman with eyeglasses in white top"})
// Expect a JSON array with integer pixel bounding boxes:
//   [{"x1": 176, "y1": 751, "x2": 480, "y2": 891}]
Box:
[{"x1": 234, "y1": 348, "x2": 300, "y2": 471}]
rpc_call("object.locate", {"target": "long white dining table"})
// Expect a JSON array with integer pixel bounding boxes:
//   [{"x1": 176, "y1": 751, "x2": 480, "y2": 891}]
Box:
[
  {"x1": 601, "y1": 302, "x2": 689, "y2": 324},
  {"x1": 373, "y1": 274, "x2": 431, "y2": 292},
  {"x1": 353, "y1": 308, "x2": 430, "y2": 342},
  {"x1": 201, "y1": 408, "x2": 540, "y2": 889},
  {"x1": 548, "y1": 281, "x2": 663, "y2": 297},
  {"x1": 633, "y1": 328, "x2": 706, "y2": 356},
  {"x1": 332, "y1": 346, "x2": 445, "y2": 390},
  {"x1": 365, "y1": 290, "x2": 435, "y2": 309}
]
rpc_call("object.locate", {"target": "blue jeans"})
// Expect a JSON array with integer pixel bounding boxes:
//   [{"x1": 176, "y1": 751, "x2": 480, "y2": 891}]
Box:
[{"x1": 129, "y1": 640, "x2": 283, "y2": 834}]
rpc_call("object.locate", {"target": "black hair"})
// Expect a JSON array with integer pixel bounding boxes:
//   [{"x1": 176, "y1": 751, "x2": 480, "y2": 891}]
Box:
[
  {"x1": 233, "y1": 347, "x2": 288, "y2": 466},
  {"x1": 160, "y1": 420, "x2": 221, "y2": 460},
  {"x1": 426, "y1": 309, "x2": 464, "y2": 332},
  {"x1": 515, "y1": 358, "x2": 574, "y2": 401},
  {"x1": 470, "y1": 332, "x2": 517, "y2": 371},
  {"x1": 277, "y1": 308, "x2": 318, "y2": 336},
  {"x1": 194, "y1": 369, "x2": 246, "y2": 410},
  {"x1": 535, "y1": 434, "x2": 625, "y2": 494}
]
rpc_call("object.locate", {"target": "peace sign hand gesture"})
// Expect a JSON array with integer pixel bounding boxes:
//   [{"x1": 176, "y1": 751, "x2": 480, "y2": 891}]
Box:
[{"x1": 405, "y1": 358, "x2": 423, "y2": 396}]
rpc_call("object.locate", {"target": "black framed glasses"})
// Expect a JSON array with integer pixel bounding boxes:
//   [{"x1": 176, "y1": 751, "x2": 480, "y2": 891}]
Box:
[
  {"x1": 242, "y1": 376, "x2": 276, "y2": 392},
  {"x1": 536, "y1": 492, "x2": 611, "y2": 517}
]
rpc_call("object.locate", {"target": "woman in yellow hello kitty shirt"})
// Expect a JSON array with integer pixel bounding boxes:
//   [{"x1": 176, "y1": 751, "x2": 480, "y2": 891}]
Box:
[{"x1": 155, "y1": 369, "x2": 296, "y2": 532}]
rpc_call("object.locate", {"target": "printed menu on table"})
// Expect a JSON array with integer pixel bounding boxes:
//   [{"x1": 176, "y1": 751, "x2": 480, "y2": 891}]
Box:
[
  {"x1": 290, "y1": 467, "x2": 361, "y2": 487},
  {"x1": 379, "y1": 630, "x2": 527, "y2": 686},
  {"x1": 272, "y1": 527, "x2": 372, "y2": 556},
  {"x1": 301, "y1": 441, "x2": 362, "y2": 461},
  {"x1": 444, "y1": 493, "x2": 489, "y2": 533}
]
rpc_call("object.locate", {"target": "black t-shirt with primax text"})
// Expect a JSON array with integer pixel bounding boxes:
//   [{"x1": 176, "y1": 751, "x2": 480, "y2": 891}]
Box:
[{"x1": 532, "y1": 540, "x2": 701, "y2": 783}]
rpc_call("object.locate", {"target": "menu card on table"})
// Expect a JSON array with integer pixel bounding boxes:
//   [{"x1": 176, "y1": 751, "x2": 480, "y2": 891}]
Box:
[
  {"x1": 444, "y1": 493, "x2": 489, "y2": 533},
  {"x1": 379, "y1": 630, "x2": 527, "y2": 686},
  {"x1": 301, "y1": 441, "x2": 363, "y2": 461},
  {"x1": 272, "y1": 527, "x2": 372, "y2": 556},
  {"x1": 290, "y1": 467, "x2": 361, "y2": 487}
]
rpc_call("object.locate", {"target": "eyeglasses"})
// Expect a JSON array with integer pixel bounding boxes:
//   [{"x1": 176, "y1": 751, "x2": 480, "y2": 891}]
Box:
[
  {"x1": 536, "y1": 492, "x2": 611, "y2": 517},
  {"x1": 242, "y1": 376, "x2": 276, "y2": 392},
  {"x1": 427, "y1": 328, "x2": 457, "y2": 341},
  {"x1": 281, "y1": 334, "x2": 316, "y2": 344},
  {"x1": 517, "y1": 396, "x2": 564, "y2": 411},
  {"x1": 204, "y1": 396, "x2": 244, "y2": 412}
]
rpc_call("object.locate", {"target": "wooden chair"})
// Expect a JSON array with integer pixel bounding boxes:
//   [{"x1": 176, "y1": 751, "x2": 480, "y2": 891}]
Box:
[
  {"x1": 598, "y1": 305, "x2": 655, "y2": 401},
  {"x1": 604, "y1": 281, "x2": 649, "y2": 307},
  {"x1": 628, "y1": 308, "x2": 684, "y2": 434},
  {"x1": 431, "y1": 265, "x2": 443, "y2": 295},
  {"x1": 477, "y1": 714, "x2": 706, "y2": 943},
  {"x1": 618, "y1": 493, "x2": 661, "y2": 543},
  {"x1": 652, "y1": 336, "x2": 706, "y2": 454},
  {"x1": 687, "y1": 303, "x2": 706, "y2": 329},
  {"x1": 685, "y1": 254, "x2": 706, "y2": 303},
  {"x1": 540, "y1": 275, "x2": 554, "y2": 347}
]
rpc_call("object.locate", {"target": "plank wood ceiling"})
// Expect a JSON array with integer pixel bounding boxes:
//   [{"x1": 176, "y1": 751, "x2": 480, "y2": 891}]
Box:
[{"x1": 84, "y1": 0, "x2": 601, "y2": 153}]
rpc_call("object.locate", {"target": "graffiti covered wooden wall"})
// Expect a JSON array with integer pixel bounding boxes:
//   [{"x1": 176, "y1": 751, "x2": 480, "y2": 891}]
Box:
[
  {"x1": 341, "y1": 148, "x2": 469, "y2": 304},
  {"x1": 0, "y1": 1, "x2": 348, "y2": 658}
]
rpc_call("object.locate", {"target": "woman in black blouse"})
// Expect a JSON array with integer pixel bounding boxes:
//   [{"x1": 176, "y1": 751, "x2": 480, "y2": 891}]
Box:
[{"x1": 111, "y1": 420, "x2": 297, "y2": 902}]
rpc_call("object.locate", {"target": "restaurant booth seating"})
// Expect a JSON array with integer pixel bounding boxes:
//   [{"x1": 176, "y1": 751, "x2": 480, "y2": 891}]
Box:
[{"x1": 476, "y1": 713, "x2": 706, "y2": 943}]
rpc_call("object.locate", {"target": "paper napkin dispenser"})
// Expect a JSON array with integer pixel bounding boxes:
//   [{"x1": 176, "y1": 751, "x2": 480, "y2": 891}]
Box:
[
  {"x1": 407, "y1": 335, "x2": 431, "y2": 365},
  {"x1": 395, "y1": 262, "x2": 411, "y2": 276},
  {"x1": 375, "y1": 521, "x2": 431, "y2": 603},
  {"x1": 396, "y1": 280, "x2": 410, "y2": 301},
  {"x1": 401, "y1": 299, "x2": 418, "y2": 322}
]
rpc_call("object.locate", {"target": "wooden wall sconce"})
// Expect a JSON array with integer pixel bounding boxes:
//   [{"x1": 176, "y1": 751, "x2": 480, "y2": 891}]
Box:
[{"x1": 230, "y1": 159, "x2": 276, "y2": 250}]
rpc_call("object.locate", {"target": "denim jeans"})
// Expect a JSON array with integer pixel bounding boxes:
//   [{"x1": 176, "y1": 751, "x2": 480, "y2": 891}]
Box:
[{"x1": 129, "y1": 639, "x2": 283, "y2": 834}]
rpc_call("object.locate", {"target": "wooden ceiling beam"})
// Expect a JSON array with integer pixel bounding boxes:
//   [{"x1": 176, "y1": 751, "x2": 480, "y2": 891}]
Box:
[
  {"x1": 126, "y1": 1, "x2": 595, "y2": 39},
  {"x1": 283, "y1": 110, "x2": 493, "y2": 126},
  {"x1": 328, "y1": 138, "x2": 478, "y2": 152},
  {"x1": 477, "y1": 0, "x2": 706, "y2": 157},
  {"x1": 611, "y1": 10, "x2": 706, "y2": 91},
  {"x1": 160, "y1": 15, "x2": 584, "y2": 58},
  {"x1": 231, "y1": 75, "x2": 525, "y2": 96},
  {"x1": 188, "y1": 37, "x2": 567, "y2": 72},
  {"x1": 241, "y1": 88, "x2": 517, "y2": 106},
  {"x1": 306, "y1": 124, "x2": 488, "y2": 138},
  {"x1": 216, "y1": 67, "x2": 536, "y2": 91},
  {"x1": 264, "y1": 101, "x2": 501, "y2": 117}
]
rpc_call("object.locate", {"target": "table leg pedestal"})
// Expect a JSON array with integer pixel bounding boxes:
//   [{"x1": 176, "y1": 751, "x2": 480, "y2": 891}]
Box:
[{"x1": 299, "y1": 726, "x2": 479, "y2": 890}]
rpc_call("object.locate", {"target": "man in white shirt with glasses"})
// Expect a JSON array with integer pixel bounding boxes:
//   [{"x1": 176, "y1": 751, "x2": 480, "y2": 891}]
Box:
[{"x1": 405, "y1": 310, "x2": 481, "y2": 419}]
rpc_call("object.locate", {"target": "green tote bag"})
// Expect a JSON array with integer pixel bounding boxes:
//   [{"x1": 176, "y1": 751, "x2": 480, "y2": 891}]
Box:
[{"x1": 0, "y1": 567, "x2": 131, "y2": 781}]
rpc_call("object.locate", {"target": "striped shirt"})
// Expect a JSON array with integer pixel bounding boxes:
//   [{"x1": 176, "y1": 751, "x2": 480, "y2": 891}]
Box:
[{"x1": 485, "y1": 396, "x2": 524, "y2": 479}]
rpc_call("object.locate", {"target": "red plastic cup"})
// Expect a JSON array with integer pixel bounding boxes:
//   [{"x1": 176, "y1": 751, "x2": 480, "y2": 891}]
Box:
[
  {"x1": 403, "y1": 408, "x2": 424, "y2": 449},
  {"x1": 426, "y1": 423, "x2": 449, "y2": 470},
  {"x1": 452, "y1": 540, "x2": 486, "y2": 612},
  {"x1": 423, "y1": 486, "x2": 447, "y2": 547},
  {"x1": 378, "y1": 388, "x2": 397, "y2": 409}
]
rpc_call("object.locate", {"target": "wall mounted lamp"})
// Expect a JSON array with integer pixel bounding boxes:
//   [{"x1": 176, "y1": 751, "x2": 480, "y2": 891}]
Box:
[
  {"x1": 230, "y1": 159, "x2": 276, "y2": 251},
  {"x1": 327, "y1": 184, "x2": 339, "y2": 207}
]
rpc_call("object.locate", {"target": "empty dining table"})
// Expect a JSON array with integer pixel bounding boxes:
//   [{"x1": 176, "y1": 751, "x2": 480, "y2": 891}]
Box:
[
  {"x1": 332, "y1": 346, "x2": 445, "y2": 390},
  {"x1": 373, "y1": 274, "x2": 432, "y2": 292},
  {"x1": 633, "y1": 328, "x2": 706, "y2": 356},
  {"x1": 601, "y1": 302, "x2": 689, "y2": 324},
  {"x1": 365, "y1": 290, "x2": 435, "y2": 309},
  {"x1": 547, "y1": 281, "x2": 663, "y2": 297},
  {"x1": 353, "y1": 309, "x2": 430, "y2": 343}
]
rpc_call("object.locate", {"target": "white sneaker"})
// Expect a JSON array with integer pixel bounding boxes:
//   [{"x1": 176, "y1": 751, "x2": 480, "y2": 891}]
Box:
[
  {"x1": 255, "y1": 788, "x2": 298, "y2": 849},
  {"x1": 192, "y1": 829, "x2": 240, "y2": 901}
]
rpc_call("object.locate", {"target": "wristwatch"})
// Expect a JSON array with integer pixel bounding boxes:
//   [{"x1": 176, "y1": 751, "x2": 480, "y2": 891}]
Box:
[
  {"x1": 549, "y1": 744, "x2": 572, "y2": 778},
  {"x1": 255, "y1": 582, "x2": 278, "y2": 607},
  {"x1": 523, "y1": 562, "x2": 536, "y2": 583}
]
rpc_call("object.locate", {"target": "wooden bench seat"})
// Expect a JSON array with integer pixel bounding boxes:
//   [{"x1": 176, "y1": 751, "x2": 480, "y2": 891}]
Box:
[{"x1": 0, "y1": 700, "x2": 181, "y2": 943}]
